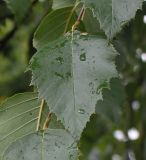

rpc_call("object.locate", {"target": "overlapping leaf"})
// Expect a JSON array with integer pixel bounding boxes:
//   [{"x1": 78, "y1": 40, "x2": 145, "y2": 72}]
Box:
[
  {"x1": 30, "y1": 32, "x2": 118, "y2": 139},
  {"x1": 82, "y1": 8, "x2": 103, "y2": 35},
  {"x1": 81, "y1": 0, "x2": 143, "y2": 39},
  {"x1": 0, "y1": 92, "x2": 49, "y2": 159},
  {"x1": 4, "y1": 129, "x2": 78, "y2": 160},
  {"x1": 33, "y1": 7, "x2": 76, "y2": 48}
]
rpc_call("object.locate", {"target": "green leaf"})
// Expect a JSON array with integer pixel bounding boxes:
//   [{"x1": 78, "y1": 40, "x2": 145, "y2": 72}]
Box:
[
  {"x1": 79, "y1": 114, "x2": 110, "y2": 160},
  {"x1": 3, "y1": 113, "x2": 77, "y2": 160},
  {"x1": 33, "y1": 7, "x2": 76, "y2": 48},
  {"x1": 4, "y1": 0, "x2": 32, "y2": 22},
  {"x1": 82, "y1": 8, "x2": 103, "y2": 35},
  {"x1": 30, "y1": 32, "x2": 118, "y2": 139},
  {"x1": 4, "y1": 129, "x2": 78, "y2": 160},
  {"x1": 96, "y1": 78, "x2": 126, "y2": 122},
  {"x1": 81, "y1": 0, "x2": 143, "y2": 39},
  {"x1": 53, "y1": 0, "x2": 75, "y2": 9},
  {"x1": 0, "y1": 92, "x2": 48, "y2": 159}
]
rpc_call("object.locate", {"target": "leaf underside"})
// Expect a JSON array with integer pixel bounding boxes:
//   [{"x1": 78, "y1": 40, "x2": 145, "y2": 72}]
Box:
[
  {"x1": 4, "y1": 129, "x2": 78, "y2": 160},
  {"x1": 30, "y1": 32, "x2": 118, "y2": 139}
]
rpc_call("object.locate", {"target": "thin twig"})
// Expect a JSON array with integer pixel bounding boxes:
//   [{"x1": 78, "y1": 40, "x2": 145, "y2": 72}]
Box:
[
  {"x1": 64, "y1": 1, "x2": 80, "y2": 34},
  {"x1": 36, "y1": 99, "x2": 45, "y2": 131},
  {"x1": 72, "y1": 5, "x2": 85, "y2": 31},
  {"x1": 77, "y1": 7, "x2": 85, "y2": 22},
  {"x1": 43, "y1": 112, "x2": 52, "y2": 130}
]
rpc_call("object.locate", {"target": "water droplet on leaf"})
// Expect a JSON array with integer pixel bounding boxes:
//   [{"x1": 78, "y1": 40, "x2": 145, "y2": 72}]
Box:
[
  {"x1": 66, "y1": 72, "x2": 71, "y2": 79},
  {"x1": 78, "y1": 109, "x2": 85, "y2": 114},
  {"x1": 69, "y1": 154, "x2": 74, "y2": 159},
  {"x1": 80, "y1": 53, "x2": 86, "y2": 61},
  {"x1": 89, "y1": 82, "x2": 94, "y2": 87},
  {"x1": 54, "y1": 72, "x2": 64, "y2": 79},
  {"x1": 56, "y1": 57, "x2": 64, "y2": 64}
]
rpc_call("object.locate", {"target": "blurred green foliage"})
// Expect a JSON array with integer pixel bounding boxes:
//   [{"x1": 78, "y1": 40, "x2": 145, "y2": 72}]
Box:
[{"x1": 0, "y1": 0, "x2": 52, "y2": 96}]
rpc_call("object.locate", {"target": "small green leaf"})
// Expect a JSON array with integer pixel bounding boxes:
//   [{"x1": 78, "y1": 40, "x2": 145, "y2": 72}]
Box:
[
  {"x1": 83, "y1": 8, "x2": 103, "y2": 35},
  {"x1": 33, "y1": 7, "x2": 76, "y2": 48},
  {"x1": 81, "y1": 0, "x2": 143, "y2": 39},
  {"x1": 30, "y1": 32, "x2": 118, "y2": 139}
]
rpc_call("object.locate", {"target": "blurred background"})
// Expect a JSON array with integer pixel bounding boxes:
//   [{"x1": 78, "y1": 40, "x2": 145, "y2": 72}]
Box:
[
  {"x1": 0, "y1": 0, "x2": 52, "y2": 97},
  {"x1": 0, "y1": 0, "x2": 146, "y2": 160}
]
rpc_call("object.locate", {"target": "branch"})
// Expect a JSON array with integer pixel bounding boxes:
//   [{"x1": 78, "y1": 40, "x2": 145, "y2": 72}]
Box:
[
  {"x1": 77, "y1": 7, "x2": 85, "y2": 22},
  {"x1": 72, "y1": 6, "x2": 85, "y2": 31},
  {"x1": 43, "y1": 112, "x2": 52, "y2": 130}
]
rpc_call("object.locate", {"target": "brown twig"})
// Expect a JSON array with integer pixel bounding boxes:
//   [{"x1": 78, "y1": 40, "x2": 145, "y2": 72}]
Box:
[
  {"x1": 77, "y1": 7, "x2": 85, "y2": 22},
  {"x1": 72, "y1": 6, "x2": 85, "y2": 31},
  {"x1": 43, "y1": 112, "x2": 52, "y2": 130}
]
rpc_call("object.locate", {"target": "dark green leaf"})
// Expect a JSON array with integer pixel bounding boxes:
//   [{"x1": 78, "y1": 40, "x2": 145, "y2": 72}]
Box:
[
  {"x1": 33, "y1": 7, "x2": 76, "y2": 48},
  {"x1": 83, "y1": 8, "x2": 103, "y2": 35},
  {"x1": 96, "y1": 78, "x2": 126, "y2": 122}
]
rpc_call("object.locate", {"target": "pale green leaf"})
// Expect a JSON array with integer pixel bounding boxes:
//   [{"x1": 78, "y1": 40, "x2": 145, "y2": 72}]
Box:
[
  {"x1": 81, "y1": 0, "x2": 143, "y2": 39},
  {"x1": 4, "y1": 129, "x2": 78, "y2": 160},
  {"x1": 0, "y1": 92, "x2": 48, "y2": 159},
  {"x1": 30, "y1": 32, "x2": 118, "y2": 139},
  {"x1": 33, "y1": 7, "x2": 76, "y2": 48},
  {"x1": 3, "y1": 114, "x2": 77, "y2": 160},
  {"x1": 4, "y1": 0, "x2": 32, "y2": 21}
]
